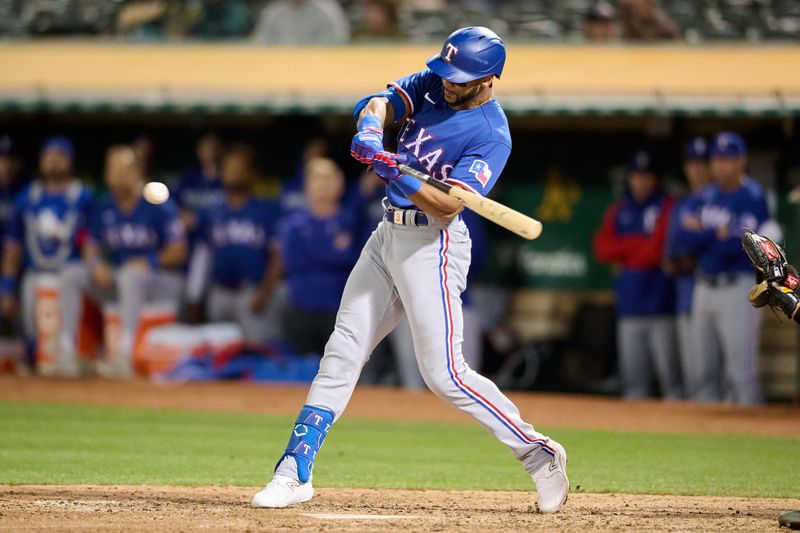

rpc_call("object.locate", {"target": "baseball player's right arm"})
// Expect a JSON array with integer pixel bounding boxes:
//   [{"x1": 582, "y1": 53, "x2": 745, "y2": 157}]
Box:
[
  {"x1": 358, "y1": 97, "x2": 394, "y2": 129},
  {"x1": 351, "y1": 70, "x2": 435, "y2": 164}
]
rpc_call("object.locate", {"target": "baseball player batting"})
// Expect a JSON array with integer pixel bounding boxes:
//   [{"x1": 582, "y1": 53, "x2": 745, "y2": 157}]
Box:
[{"x1": 252, "y1": 26, "x2": 569, "y2": 513}]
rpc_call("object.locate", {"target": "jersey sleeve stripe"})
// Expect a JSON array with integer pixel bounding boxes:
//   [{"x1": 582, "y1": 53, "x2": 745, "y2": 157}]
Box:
[
  {"x1": 445, "y1": 178, "x2": 481, "y2": 196},
  {"x1": 388, "y1": 82, "x2": 414, "y2": 117}
]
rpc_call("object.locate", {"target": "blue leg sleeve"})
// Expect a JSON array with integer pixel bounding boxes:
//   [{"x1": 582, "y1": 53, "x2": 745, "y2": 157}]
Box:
[{"x1": 275, "y1": 404, "x2": 334, "y2": 483}]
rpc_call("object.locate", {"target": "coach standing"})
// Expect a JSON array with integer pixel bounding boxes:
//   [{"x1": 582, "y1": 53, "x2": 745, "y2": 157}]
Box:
[
  {"x1": 594, "y1": 151, "x2": 681, "y2": 400},
  {"x1": 680, "y1": 132, "x2": 770, "y2": 405},
  {"x1": 277, "y1": 157, "x2": 362, "y2": 356},
  {"x1": 663, "y1": 138, "x2": 711, "y2": 400}
]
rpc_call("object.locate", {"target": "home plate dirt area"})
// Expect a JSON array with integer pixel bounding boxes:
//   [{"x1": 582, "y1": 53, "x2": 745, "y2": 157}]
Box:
[{"x1": 2, "y1": 485, "x2": 798, "y2": 532}]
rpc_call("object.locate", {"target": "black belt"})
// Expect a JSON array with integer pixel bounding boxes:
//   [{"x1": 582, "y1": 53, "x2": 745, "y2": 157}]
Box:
[{"x1": 384, "y1": 205, "x2": 429, "y2": 227}]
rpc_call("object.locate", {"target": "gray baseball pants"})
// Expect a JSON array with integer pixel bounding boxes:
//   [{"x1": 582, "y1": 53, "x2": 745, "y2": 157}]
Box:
[
  {"x1": 617, "y1": 315, "x2": 682, "y2": 400},
  {"x1": 59, "y1": 262, "x2": 183, "y2": 368},
  {"x1": 304, "y1": 218, "x2": 557, "y2": 474},
  {"x1": 690, "y1": 274, "x2": 763, "y2": 405}
]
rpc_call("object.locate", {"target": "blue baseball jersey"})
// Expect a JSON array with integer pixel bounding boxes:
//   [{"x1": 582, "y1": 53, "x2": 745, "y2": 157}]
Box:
[
  {"x1": 355, "y1": 69, "x2": 512, "y2": 208},
  {"x1": 5, "y1": 180, "x2": 93, "y2": 272},
  {"x1": 279, "y1": 208, "x2": 362, "y2": 312},
  {"x1": 89, "y1": 195, "x2": 186, "y2": 267},
  {"x1": 682, "y1": 178, "x2": 769, "y2": 275},
  {"x1": 594, "y1": 191, "x2": 675, "y2": 317},
  {"x1": 173, "y1": 168, "x2": 226, "y2": 214},
  {"x1": 664, "y1": 192, "x2": 706, "y2": 314},
  {"x1": 197, "y1": 197, "x2": 280, "y2": 288}
]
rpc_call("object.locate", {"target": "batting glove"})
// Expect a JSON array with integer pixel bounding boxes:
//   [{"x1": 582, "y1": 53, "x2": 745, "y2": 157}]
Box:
[
  {"x1": 373, "y1": 151, "x2": 404, "y2": 182},
  {"x1": 351, "y1": 115, "x2": 384, "y2": 164},
  {"x1": 373, "y1": 152, "x2": 422, "y2": 196}
]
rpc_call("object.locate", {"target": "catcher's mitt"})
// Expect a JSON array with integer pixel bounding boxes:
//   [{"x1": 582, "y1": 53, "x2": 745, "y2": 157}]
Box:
[{"x1": 742, "y1": 229, "x2": 800, "y2": 321}]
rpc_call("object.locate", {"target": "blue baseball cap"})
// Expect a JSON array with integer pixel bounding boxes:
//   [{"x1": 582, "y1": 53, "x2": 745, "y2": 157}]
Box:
[
  {"x1": 629, "y1": 150, "x2": 654, "y2": 173},
  {"x1": 709, "y1": 132, "x2": 747, "y2": 158},
  {"x1": 41, "y1": 136, "x2": 75, "y2": 160},
  {"x1": 684, "y1": 137, "x2": 708, "y2": 160}
]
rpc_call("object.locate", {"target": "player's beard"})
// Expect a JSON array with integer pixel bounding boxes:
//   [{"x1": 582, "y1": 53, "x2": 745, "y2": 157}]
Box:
[{"x1": 443, "y1": 85, "x2": 483, "y2": 108}]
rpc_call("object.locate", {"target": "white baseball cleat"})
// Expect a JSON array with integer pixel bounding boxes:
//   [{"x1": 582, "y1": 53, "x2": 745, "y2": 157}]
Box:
[
  {"x1": 531, "y1": 441, "x2": 569, "y2": 514},
  {"x1": 251, "y1": 475, "x2": 314, "y2": 508}
]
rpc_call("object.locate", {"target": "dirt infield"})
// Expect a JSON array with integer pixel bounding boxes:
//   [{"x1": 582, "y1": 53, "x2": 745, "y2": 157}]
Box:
[
  {"x1": 1, "y1": 485, "x2": 798, "y2": 532},
  {"x1": 2, "y1": 376, "x2": 800, "y2": 531}
]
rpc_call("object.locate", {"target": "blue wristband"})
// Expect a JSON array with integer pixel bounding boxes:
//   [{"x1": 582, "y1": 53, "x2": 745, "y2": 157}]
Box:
[
  {"x1": 0, "y1": 276, "x2": 16, "y2": 295},
  {"x1": 395, "y1": 173, "x2": 423, "y2": 196},
  {"x1": 358, "y1": 114, "x2": 383, "y2": 133},
  {"x1": 147, "y1": 252, "x2": 159, "y2": 270}
]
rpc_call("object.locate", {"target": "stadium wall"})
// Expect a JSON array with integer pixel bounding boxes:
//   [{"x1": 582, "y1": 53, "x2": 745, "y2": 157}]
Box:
[{"x1": 1, "y1": 44, "x2": 799, "y2": 115}]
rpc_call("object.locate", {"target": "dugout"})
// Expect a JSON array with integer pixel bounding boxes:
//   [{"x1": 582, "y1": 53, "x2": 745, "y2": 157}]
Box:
[{"x1": 0, "y1": 44, "x2": 798, "y2": 399}]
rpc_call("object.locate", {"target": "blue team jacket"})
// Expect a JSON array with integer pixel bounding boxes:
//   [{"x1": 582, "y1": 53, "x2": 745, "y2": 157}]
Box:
[{"x1": 594, "y1": 191, "x2": 676, "y2": 317}]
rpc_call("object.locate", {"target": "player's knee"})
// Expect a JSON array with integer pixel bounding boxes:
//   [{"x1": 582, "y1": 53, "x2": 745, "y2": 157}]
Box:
[
  {"x1": 325, "y1": 324, "x2": 368, "y2": 358},
  {"x1": 59, "y1": 263, "x2": 85, "y2": 286},
  {"x1": 418, "y1": 364, "x2": 460, "y2": 400},
  {"x1": 319, "y1": 329, "x2": 364, "y2": 375},
  {"x1": 117, "y1": 264, "x2": 148, "y2": 287}
]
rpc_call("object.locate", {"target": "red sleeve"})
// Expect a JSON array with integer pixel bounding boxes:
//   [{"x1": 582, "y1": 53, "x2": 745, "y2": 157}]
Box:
[
  {"x1": 627, "y1": 196, "x2": 675, "y2": 269},
  {"x1": 594, "y1": 203, "x2": 645, "y2": 264}
]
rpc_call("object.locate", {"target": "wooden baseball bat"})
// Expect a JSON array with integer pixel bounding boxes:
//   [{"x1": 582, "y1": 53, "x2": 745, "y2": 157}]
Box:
[{"x1": 398, "y1": 164, "x2": 543, "y2": 240}]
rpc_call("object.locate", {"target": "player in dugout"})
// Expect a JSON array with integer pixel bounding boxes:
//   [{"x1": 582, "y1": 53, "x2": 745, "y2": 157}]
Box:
[
  {"x1": 679, "y1": 132, "x2": 780, "y2": 405},
  {"x1": 594, "y1": 150, "x2": 682, "y2": 400},
  {"x1": 663, "y1": 137, "x2": 711, "y2": 401},
  {"x1": 1, "y1": 136, "x2": 93, "y2": 375},
  {"x1": 185, "y1": 143, "x2": 282, "y2": 346},
  {"x1": 278, "y1": 156, "x2": 363, "y2": 357},
  {"x1": 59, "y1": 145, "x2": 187, "y2": 378}
]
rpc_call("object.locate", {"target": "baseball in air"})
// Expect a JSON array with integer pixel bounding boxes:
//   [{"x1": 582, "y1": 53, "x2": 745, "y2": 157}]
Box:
[{"x1": 143, "y1": 181, "x2": 169, "y2": 204}]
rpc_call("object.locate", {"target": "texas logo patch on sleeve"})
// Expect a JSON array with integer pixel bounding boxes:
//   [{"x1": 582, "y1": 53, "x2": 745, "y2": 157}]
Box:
[{"x1": 468, "y1": 160, "x2": 492, "y2": 186}]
